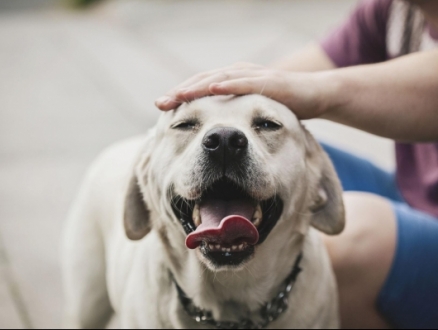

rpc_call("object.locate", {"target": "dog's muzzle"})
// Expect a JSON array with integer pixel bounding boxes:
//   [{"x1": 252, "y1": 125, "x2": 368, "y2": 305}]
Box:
[{"x1": 171, "y1": 128, "x2": 284, "y2": 267}]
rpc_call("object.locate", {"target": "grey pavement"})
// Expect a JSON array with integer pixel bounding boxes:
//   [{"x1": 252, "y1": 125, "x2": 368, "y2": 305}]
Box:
[{"x1": 0, "y1": 0, "x2": 394, "y2": 328}]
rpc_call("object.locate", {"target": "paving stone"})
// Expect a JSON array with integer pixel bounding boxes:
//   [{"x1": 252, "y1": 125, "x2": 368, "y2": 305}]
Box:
[
  {"x1": 0, "y1": 156, "x2": 99, "y2": 328},
  {"x1": 0, "y1": 250, "x2": 25, "y2": 329},
  {"x1": 0, "y1": 10, "x2": 155, "y2": 328},
  {"x1": 100, "y1": 0, "x2": 358, "y2": 71},
  {"x1": 0, "y1": 279, "x2": 24, "y2": 329},
  {"x1": 0, "y1": 13, "x2": 148, "y2": 160},
  {"x1": 59, "y1": 14, "x2": 182, "y2": 123}
]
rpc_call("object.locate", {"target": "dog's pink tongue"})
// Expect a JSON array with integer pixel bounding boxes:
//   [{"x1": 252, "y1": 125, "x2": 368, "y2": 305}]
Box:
[{"x1": 185, "y1": 199, "x2": 259, "y2": 249}]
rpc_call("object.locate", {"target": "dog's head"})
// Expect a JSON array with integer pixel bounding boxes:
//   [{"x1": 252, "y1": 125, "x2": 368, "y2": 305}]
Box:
[{"x1": 124, "y1": 95, "x2": 344, "y2": 271}]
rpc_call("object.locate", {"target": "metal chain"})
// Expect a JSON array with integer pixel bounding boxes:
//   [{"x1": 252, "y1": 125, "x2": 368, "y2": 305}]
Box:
[{"x1": 174, "y1": 253, "x2": 303, "y2": 329}]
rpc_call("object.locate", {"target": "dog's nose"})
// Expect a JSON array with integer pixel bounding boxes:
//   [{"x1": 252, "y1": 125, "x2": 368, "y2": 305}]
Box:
[{"x1": 202, "y1": 127, "x2": 248, "y2": 166}]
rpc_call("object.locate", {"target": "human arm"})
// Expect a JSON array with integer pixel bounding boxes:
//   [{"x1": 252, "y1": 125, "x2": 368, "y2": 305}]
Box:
[
  {"x1": 155, "y1": 50, "x2": 438, "y2": 142},
  {"x1": 155, "y1": 0, "x2": 438, "y2": 142},
  {"x1": 321, "y1": 49, "x2": 438, "y2": 142},
  {"x1": 155, "y1": 42, "x2": 334, "y2": 111}
]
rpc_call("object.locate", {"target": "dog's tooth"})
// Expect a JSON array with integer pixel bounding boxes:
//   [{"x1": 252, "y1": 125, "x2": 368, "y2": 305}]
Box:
[
  {"x1": 252, "y1": 204, "x2": 263, "y2": 228},
  {"x1": 238, "y1": 244, "x2": 244, "y2": 250},
  {"x1": 209, "y1": 244, "x2": 214, "y2": 250},
  {"x1": 221, "y1": 247, "x2": 227, "y2": 252},
  {"x1": 192, "y1": 204, "x2": 201, "y2": 227},
  {"x1": 215, "y1": 245, "x2": 221, "y2": 250},
  {"x1": 232, "y1": 245, "x2": 237, "y2": 251}
]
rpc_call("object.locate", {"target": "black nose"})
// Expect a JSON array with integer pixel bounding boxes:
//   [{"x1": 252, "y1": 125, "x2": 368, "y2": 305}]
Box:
[{"x1": 202, "y1": 127, "x2": 248, "y2": 167}]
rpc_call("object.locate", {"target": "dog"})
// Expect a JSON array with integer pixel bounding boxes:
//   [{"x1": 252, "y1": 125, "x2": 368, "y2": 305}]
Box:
[{"x1": 62, "y1": 94, "x2": 345, "y2": 329}]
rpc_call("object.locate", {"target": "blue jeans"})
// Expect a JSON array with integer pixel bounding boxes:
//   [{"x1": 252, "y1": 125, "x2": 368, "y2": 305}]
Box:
[{"x1": 322, "y1": 143, "x2": 438, "y2": 329}]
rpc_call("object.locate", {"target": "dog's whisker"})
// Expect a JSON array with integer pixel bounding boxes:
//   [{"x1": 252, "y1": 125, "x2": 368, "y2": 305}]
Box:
[{"x1": 243, "y1": 264, "x2": 257, "y2": 282}]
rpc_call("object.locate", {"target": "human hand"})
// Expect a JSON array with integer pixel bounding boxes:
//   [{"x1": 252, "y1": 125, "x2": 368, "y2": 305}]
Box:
[{"x1": 155, "y1": 62, "x2": 333, "y2": 120}]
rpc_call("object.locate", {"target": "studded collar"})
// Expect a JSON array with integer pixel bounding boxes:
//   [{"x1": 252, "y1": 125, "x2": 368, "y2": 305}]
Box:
[{"x1": 172, "y1": 252, "x2": 303, "y2": 330}]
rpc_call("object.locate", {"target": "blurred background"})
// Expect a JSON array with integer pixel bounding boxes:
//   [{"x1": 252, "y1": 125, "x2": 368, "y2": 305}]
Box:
[{"x1": 0, "y1": 0, "x2": 394, "y2": 328}]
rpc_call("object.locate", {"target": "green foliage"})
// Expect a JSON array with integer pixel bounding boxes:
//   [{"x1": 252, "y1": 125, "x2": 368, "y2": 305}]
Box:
[{"x1": 71, "y1": 0, "x2": 103, "y2": 8}]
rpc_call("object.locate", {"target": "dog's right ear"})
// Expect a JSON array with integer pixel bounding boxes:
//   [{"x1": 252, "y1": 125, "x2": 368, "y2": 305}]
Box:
[
  {"x1": 124, "y1": 175, "x2": 151, "y2": 241},
  {"x1": 123, "y1": 134, "x2": 155, "y2": 241}
]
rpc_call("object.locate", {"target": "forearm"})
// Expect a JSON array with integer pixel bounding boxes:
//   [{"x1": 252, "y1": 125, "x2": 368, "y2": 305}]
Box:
[{"x1": 321, "y1": 50, "x2": 438, "y2": 142}]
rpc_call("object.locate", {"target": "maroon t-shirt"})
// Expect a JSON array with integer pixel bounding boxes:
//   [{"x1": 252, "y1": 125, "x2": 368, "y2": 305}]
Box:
[{"x1": 321, "y1": 0, "x2": 438, "y2": 218}]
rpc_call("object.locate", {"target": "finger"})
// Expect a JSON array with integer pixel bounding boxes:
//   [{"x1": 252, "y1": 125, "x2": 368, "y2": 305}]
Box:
[
  {"x1": 178, "y1": 63, "x2": 262, "y2": 91},
  {"x1": 164, "y1": 65, "x2": 242, "y2": 98},
  {"x1": 175, "y1": 70, "x2": 265, "y2": 102},
  {"x1": 171, "y1": 68, "x2": 225, "y2": 92},
  {"x1": 156, "y1": 70, "x2": 233, "y2": 110},
  {"x1": 155, "y1": 63, "x2": 264, "y2": 108},
  {"x1": 155, "y1": 97, "x2": 184, "y2": 111},
  {"x1": 209, "y1": 77, "x2": 269, "y2": 96},
  {"x1": 155, "y1": 75, "x2": 268, "y2": 111}
]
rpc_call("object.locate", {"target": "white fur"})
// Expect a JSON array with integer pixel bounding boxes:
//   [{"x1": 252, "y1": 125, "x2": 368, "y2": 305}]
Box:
[{"x1": 62, "y1": 95, "x2": 344, "y2": 329}]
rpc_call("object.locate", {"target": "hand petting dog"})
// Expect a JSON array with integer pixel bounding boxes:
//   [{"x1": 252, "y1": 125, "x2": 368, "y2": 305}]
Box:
[{"x1": 155, "y1": 62, "x2": 333, "y2": 120}]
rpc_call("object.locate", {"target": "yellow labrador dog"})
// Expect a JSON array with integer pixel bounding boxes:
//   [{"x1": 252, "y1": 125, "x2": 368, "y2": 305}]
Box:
[{"x1": 63, "y1": 95, "x2": 344, "y2": 329}]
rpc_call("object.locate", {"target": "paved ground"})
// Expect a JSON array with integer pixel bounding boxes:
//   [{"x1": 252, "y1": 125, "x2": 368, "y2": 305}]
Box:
[{"x1": 0, "y1": 0, "x2": 395, "y2": 328}]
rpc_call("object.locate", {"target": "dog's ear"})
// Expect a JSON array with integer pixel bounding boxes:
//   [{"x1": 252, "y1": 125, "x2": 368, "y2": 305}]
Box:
[
  {"x1": 124, "y1": 174, "x2": 151, "y2": 240},
  {"x1": 123, "y1": 133, "x2": 156, "y2": 241},
  {"x1": 303, "y1": 128, "x2": 345, "y2": 235}
]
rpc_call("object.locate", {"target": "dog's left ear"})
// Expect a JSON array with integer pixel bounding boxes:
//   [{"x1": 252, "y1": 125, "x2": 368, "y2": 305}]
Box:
[
  {"x1": 303, "y1": 128, "x2": 345, "y2": 235},
  {"x1": 124, "y1": 174, "x2": 151, "y2": 241}
]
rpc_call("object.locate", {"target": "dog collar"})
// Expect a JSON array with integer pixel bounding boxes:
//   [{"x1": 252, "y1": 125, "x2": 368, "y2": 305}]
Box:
[{"x1": 172, "y1": 252, "x2": 303, "y2": 330}]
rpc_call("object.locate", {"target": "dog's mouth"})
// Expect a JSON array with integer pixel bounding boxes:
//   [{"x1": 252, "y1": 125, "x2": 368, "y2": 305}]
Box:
[{"x1": 171, "y1": 178, "x2": 283, "y2": 267}]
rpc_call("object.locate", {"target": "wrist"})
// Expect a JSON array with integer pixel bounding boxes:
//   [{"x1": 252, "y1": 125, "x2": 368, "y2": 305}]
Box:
[{"x1": 315, "y1": 70, "x2": 346, "y2": 120}]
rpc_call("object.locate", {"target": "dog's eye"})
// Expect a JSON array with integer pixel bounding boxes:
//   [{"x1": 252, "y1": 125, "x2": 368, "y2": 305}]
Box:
[
  {"x1": 253, "y1": 120, "x2": 282, "y2": 131},
  {"x1": 172, "y1": 121, "x2": 198, "y2": 130}
]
